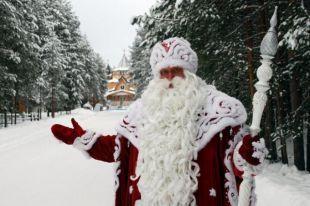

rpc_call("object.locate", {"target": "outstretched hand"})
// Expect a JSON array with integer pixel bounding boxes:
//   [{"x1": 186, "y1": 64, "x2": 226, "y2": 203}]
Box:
[{"x1": 51, "y1": 118, "x2": 86, "y2": 145}]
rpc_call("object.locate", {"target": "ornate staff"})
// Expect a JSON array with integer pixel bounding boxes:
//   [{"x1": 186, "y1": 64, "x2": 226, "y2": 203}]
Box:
[{"x1": 238, "y1": 6, "x2": 278, "y2": 206}]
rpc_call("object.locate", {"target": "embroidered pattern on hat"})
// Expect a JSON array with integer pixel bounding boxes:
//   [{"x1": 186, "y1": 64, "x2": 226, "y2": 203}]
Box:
[{"x1": 150, "y1": 37, "x2": 198, "y2": 76}]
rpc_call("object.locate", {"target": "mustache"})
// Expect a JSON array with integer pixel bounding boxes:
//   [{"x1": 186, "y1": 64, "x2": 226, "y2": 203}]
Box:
[{"x1": 157, "y1": 76, "x2": 185, "y2": 89}]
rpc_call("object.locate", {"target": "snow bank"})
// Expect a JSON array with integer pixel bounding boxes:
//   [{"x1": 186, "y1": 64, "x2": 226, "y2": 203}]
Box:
[
  {"x1": 71, "y1": 108, "x2": 95, "y2": 115},
  {"x1": 256, "y1": 163, "x2": 310, "y2": 206}
]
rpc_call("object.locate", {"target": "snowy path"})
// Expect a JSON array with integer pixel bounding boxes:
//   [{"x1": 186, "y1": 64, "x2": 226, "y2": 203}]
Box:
[
  {"x1": 0, "y1": 109, "x2": 309, "y2": 206},
  {"x1": 0, "y1": 109, "x2": 123, "y2": 206}
]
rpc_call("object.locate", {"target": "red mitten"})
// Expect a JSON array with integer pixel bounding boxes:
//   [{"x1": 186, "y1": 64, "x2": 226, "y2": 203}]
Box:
[
  {"x1": 51, "y1": 118, "x2": 86, "y2": 145},
  {"x1": 239, "y1": 134, "x2": 266, "y2": 166}
]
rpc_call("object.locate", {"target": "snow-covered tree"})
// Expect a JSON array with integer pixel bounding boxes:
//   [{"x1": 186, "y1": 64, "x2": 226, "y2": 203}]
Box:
[
  {"x1": 129, "y1": 28, "x2": 152, "y2": 97},
  {"x1": 131, "y1": 0, "x2": 310, "y2": 170},
  {"x1": 0, "y1": 0, "x2": 108, "y2": 122}
]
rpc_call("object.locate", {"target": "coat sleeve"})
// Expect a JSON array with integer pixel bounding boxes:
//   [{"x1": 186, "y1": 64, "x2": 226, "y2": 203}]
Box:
[
  {"x1": 72, "y1": 131, "x2": 118, "y2": 163},
  {"x1": 87, "y1": 135, "x2": 117, "y2": 163}
]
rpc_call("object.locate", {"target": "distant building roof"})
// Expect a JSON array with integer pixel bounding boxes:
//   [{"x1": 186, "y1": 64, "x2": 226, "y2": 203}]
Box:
[
  {"x1": 113, "y1": 53, "x2": 130, "y2": 71},
  {"x1": 104, "y1": 90, "x2": 135, "y2": 97},
  {"x1": 107, "y1": 78, "x2": 119, "y2": 83}
]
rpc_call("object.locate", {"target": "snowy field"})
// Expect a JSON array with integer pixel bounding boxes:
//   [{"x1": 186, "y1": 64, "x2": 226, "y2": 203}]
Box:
[{"x1": 0, "y1": 109, "x2": 309, "y2": 206}]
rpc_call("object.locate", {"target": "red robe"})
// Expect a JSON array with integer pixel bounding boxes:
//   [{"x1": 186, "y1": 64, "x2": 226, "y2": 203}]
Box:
[
  {"x1": 86, "y1": 126, "x2": 253, "y2": 206},
  {"x1": 77, "y1": 88, "x2": 257, "y2": 206}
]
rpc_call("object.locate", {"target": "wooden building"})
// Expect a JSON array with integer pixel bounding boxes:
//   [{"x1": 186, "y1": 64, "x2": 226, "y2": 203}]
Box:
[{"x1": 105, "y1": 54, "x2": 136, "y2": 109}]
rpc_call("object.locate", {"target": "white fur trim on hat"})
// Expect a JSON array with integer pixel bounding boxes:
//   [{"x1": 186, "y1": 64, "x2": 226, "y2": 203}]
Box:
[{"x1": 150, "y1": 37, "x2": 198, "y2": 77}]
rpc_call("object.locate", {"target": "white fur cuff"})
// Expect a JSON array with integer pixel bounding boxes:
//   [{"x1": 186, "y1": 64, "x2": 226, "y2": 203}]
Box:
[
  {"x1": 233, "y1": 141, "x2": 264, "y2": 175},
  {"x1": 233, "y1": 141, "x2": 247, "y2": 173},
  {"x1": 73, "y1": 130, "x2": 100, "y2": 151},
  {"x1": 252, "y1": 138, "x2": 268, "y2": 163}
]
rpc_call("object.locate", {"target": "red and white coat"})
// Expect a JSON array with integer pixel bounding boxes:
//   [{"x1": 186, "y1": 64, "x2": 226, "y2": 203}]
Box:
[{"x1": 73, "y1": 87, "x2": 260, "y2": 206}]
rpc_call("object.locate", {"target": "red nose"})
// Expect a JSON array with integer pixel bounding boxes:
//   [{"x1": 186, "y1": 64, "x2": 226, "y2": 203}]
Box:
[{"x1": 166, "y1": 72, "x2": 175, "y2": 81}]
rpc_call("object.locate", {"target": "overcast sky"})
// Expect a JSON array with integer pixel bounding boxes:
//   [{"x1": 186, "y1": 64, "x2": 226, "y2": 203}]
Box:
[{"x1": 69, "y1": 0, "x2": 157, "y2": 66}]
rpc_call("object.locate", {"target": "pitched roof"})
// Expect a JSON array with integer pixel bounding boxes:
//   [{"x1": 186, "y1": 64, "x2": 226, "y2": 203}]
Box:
[
  {"x1": 104, "y1": 90, "x2": 135, "y2": 97},
  {"x1": 113, "y1": 53, "x2": 130, "y2": 71}
]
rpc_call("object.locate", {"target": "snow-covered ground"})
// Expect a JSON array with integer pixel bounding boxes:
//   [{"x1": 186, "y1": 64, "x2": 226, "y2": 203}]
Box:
[
  {"x1": 0, "y1": 109, "x2": 309, "y2": 206},
  {"x1": 256, "y1": 164, "x2": 310, "y2": 205}
]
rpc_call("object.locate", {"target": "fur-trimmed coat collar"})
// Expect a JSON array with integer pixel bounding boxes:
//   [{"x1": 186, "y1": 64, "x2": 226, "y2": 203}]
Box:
[{"x1": 115, "y1": 85, "x2": 247, "y2": 152}]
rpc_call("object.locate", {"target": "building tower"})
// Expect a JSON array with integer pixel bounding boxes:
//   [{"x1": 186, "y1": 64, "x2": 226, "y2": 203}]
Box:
[{"x1": 105, "y1": 53, "x2": 136, "y2": 109}]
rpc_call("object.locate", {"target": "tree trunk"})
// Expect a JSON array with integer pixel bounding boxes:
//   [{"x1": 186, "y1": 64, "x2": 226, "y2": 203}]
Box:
[
  {"x1": 14, "y1": 88, "x2": 18, "y2": 125},
  {"x1": 264, "y1": 99, "x2": 278, "y2": 161},
  {"x1": 4, "y1": 112, "x2": 7, "y2": 127},
  {"x1": 92, "y1": 94, "x2": 96, "y2": 109},
  {"x1": 11, "y1": 96, "x2": 15, "y2": 125},
  {"x1": 243, "y1": 1, "x2": 255, "y2": 98},
  {"x1": 276, "y1": 81, "x2": 288, "y2": 164},
  {"x1": 39, "y1": 86, "x2": 42, "y2": 120},
  {"x1": 25, "y1": 95, "x2": 29, "y2": 114},
  {"x1": 10, "y1": 112, "x2": 13, "y2": 125},
  {"x1": 271, "y1": 103, "x2": 278, "y2": 161},
  {"x1": 289, "y1": 52, "x2": 305, "y2": 170},
  {"x1": 307, "y1": 114, "x2": 310, "y2": 172},
  {"x1": 244, "y1": 23, "x2": 255, "y2": 97},
  {"x1": 258, "y1": 0, "x2": 268, "y2": 38},
  {"x1": 51, "y1": 86, "x2": 55, "y2": 118}
]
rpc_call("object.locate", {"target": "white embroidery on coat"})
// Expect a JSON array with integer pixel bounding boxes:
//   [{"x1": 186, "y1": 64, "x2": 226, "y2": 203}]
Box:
[
  {"x1": 224, "y1": 139, "x2": 239, "y2": 206},
  {"x1": 195, "y1": 87, "x2": 247, "y2": 152},
  {"x1": 209, "y1": 188, "x2": 216, "y2": 197},
  {"x1": 113, "y1": 134, "x2": 122, "y2": 191},
  {"x1": 129, "y1": 185, "x2": 133, "y2": 194},
  {"x1": 115, "y1": 100, "x2": 141, "y2": 149}
]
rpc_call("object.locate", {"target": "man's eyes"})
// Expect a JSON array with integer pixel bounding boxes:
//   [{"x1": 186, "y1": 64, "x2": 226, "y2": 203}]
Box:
[{"x1": 161, "y1": 68, "x2": 182, "y2": 75}]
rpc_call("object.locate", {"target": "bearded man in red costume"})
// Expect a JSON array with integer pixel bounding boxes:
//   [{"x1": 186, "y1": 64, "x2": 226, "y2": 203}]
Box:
[{"x1": 51, "y1": 37, "x2": 267, "y2": 206}]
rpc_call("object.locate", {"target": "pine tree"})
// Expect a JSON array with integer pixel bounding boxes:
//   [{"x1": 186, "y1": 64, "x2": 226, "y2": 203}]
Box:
[
  {"x1": 130, "y1": 29, "x2": 152, "y2": 97},
  {"x1": 130, "y1": 0, "x2": 309, "y2": 170},
  {"x1": 0, "y1": 0, "x2": 108, "y2": 121}
]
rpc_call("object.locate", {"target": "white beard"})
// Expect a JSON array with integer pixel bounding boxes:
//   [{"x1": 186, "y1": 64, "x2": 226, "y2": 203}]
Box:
[{"x1": 135, "y1": 71, "x2": 209, "y2": 206}]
